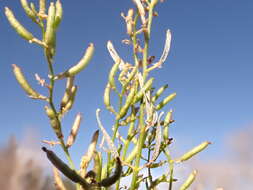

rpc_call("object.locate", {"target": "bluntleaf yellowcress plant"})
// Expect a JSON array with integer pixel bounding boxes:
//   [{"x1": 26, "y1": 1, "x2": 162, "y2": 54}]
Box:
[{"x1": 5, "y1": 0, "x2": 210, "y2": 189}]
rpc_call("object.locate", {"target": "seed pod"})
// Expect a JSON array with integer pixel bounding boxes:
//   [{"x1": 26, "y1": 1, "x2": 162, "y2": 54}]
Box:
[
  {"x1": 93, "y1": 151, "x2": 102, "y2": 182},
  {"x1": 60, "y1": 77, "x2": 75, "y2": 111},
  {"x1": 12, "y1": 64, "x2": 46, "y2": 100},
  {"x1": 163, "y1": 110, "x2": 172, "y2": 141},
  {"x1": 108, "y1": 61, "x2": 120, "y2": 90},
  {"x1": 61, "y1": 85, "x2": 77, "y2": 114},
  {"x1": 103, "y1": 83, "x2": 112, "y2": 110},
  {"x1": 123, "y1": 66, "x2": 138, "y2": 87},
  {"x1": 117, "y1": 83, "x2": 136, "y2": 120},
  {"x1": 152, "y1": 84, "x2": 168, "y2": 102},
  {"x1": 20, "y1": 0, "x2": 36, "y2": 21},
  {"x1": 126, "y1": 9, "x2": 134, "y2": 35},
  {"x1": 5, "y1": 7, "x2": 34, "y2": 41},
  {"x1": 66, "y1": 113, "x2": 82, "y2": 148},
  {"x1": 133, "y1": 77, "x2": 154, "y2": 103},
  {"x1": 178, "y1": 142, "x2": 211, "y2": 162},
  {"x1": 80, "y1": 130, "x2": 99, "y2": 177},
  {"x1": 155, "y1": 92, "x2": 176, "y2": 110},
  {"x1": 45, "y1": 2, "x2": 56, "y2": 48},
  {"x1": 99, "y1": 157, "x2": 122, "y2": 187},
  {"x1": 45, "y1": 106, "x2": 63, "y2": 138},
  {"x1": 39, "y1": 0, "x2": 46, "y2": 15},
  {"x1": 54, "y1": 44, "x2": 94, "y2": 80},
  {"x1": 179, "y1": 170, "x2": 197, "y2": 190},
  {"x1": 54, "y1": 0, "x2": 63, "y2": 29},
  {"x1": 42, "y1": 147, "x2": 90, "y2": 189}
]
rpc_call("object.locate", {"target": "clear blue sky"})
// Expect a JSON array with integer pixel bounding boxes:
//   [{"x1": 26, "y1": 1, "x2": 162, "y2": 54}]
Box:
[{"x1": 1, "y1": 0, "x2": 252, "y2": 164}]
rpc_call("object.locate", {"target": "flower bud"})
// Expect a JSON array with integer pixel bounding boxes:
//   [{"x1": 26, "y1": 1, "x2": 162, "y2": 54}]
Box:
[
  {"x1": 155, "y1": 92, "x2": 176, "y2": 110},
  {"x1": 5, "y1": 7, "x2": 34, "y2": 41}
]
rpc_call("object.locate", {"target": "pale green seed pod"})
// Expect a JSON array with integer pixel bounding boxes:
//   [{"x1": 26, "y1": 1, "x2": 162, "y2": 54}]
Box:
[
  {"x1": 178, "y1": 142, "x2": 211, "y2": 162},
  {"x1": 163, "y1": 110, "x2": 172, "y2": 141},
  {"x1": 156, "y1": 92, "x2": 176, "y2": 110},
  {"x1": 54, "y1": 44, "x2": 94, "y2": 80},
  {"x1": 179, "y1": 170, "x2": 197, "y2": 190},
  {"x1": 104, "y1": 83, "x2": 111, "y2": 109},
  {"x1": 20, "y1": 0, "x2": 36, "y2": 21},
  {"x1": 54, "y1": 0, "x2": 63, "y2": 29},
  {"x1": 152, "y1": 84, "x2": 168, "y2": 102},
  {"x1": 108, "y1": 61, "x2": 120, "y2": 90},
  {"x1": 61, "y1": 85, "x2": 77, "y2": 114},
  {"x1": 39, "y1": 0, "x2": 46, "y2": 15},
  {"x1": 133, "y1": 77, "x2": 154, "y2": 103},
  {"x1": 60, "y1": 76, "x2": 75, "y2": 111},
  {"x1": 93, "y1": 151, "x2": 102, "y2": 182},
  {"x1": 5, "y1": 7, "x2": 34, "y2": 41},
  {"x1": 44, "y1": 106, "x2": 62, "y2": 138},
  {"x1": 12, "y1": 64, "x2": 46, "y2": 100},
  {"x1": 126, "y1": 9, "x2": 134, "y2": 35},
  {"x1": 117, "y1": 83, "x2": 137, "y2": 120},
  {"x1": 66, "y1": 113, "x2": 82, "y2": 148},
  {"x1": 45, "y1": 3, "x2": 56, "y2": 48}
]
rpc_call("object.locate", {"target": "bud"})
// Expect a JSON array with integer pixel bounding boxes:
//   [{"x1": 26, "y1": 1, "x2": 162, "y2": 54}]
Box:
[
  {"x1": 5, "y1": 7, "x2": 34, "y2": 41},
  {"x1": 54, "y1": 44, "x2": 94, "y2": 80},
  {"x1": 179, "y1": 170, "x2": 197, "y2": 190},
  {"x1": 66, "y1": 113, "x2": 82, "y2": 148},
  {"x1": 177, "y1": 142, "x2": 211, "y2": 162},
  {"x1": 155, "y1": 92, "x2": 176, "y2": 110},
  {"x1": 12, "y1": 64, "x2": 47, "y2": 100}
]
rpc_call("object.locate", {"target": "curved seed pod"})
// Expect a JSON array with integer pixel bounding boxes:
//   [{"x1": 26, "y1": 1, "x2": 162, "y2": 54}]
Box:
[
  {"x1": 117, "y1": 83, "x2": 137, "y2": 120},
  {"x1": 163, "y1": 110, "x2": 172, "y2": 141},
  {"x1": 66, "y1": 113, "x2": 82, "y2": 148},
  {"x1": 152, "y1": 84, "x2": 168, "y2": 102},
  {"x1": 12, "y1": 64, "x2": 47, "y2": 100},
  {"x1": 133, "y1": 77, "x2": 154, "y2": 103},
  {"x1": 61, "y1": 85, "x2": 77, "y2": 114},
  {"x1": 158, "y1": 29, "x2": 172, "y2": 65},
  {"x1": 20, "y1": 0, "x2": 36, "y2": 21},
  {"x1": 99, "y1": 157, "x2": 122, "y2": 187},
  {"x1": 54, "y1": 44, "x2": 94, "y2": 80},
  {"x1": 60, "y1": 76, "x2": 75, "y2": 111},
  {"x1": 54, "y1": 0, "x2": 63, "y2": 29},
  {"x1": 178, "y1": 142, "x2": 211, "y2": 162},
  {"x1": 93, "y1": 151, "x2": 102, "y2": 182},
  {"x1": 80, "y1": 130, "x2": 99, "y2": 177},
  {"x1": 179, "y1": 170, "x2": 197, "y2": 190},
  {"x1": 155, "y1": 92, "x2": 176, "y2": 110},
  {"x1": 42, "y1": 147, "x2": 90, "y2": 189},
  {"x1": 45, "y1": 2, "x2": 56, "y2": 48},
  {"x1": 108, "y1": 61, "x2": 120, "y2": 90},
  {"x1": 5, "y1": 7, "x2": 34, "y2": 41}
]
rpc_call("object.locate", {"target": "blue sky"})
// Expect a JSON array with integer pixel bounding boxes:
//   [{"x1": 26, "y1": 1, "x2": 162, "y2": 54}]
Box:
[{"x1": 1, "y1": 0, "x2": 253, "y2": 165}]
